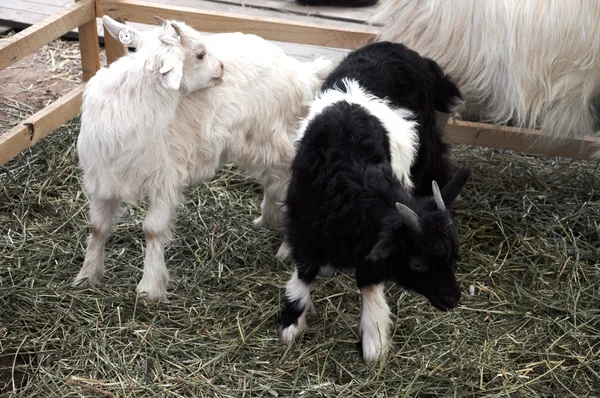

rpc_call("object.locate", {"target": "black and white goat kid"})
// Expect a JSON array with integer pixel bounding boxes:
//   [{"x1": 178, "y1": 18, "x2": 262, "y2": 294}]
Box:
[{"x1": 278, "y1": 42, "x2": 470, "y2": 362}]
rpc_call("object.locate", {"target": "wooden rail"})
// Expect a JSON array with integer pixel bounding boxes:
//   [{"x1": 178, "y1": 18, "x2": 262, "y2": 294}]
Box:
[
  {"x1": 96, "y1": 0, "x2": 378, "y2": 50},
  {"x1": 0, "y1": 86, "x2": 85, "y2": 165},
  {"x1": 445, "y1": 120, "x2": 600, "y2": 160},
  {"x1": 0, "y1": 0, "x2": 599, "y2": 167},
  {"x1": 0, "y1": 0, "x2": 99, "y2": 166}
]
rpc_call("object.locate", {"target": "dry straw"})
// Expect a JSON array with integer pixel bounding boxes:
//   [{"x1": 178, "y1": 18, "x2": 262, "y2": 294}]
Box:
[{"x1": 0, "y1": 39, "x2": 599, "y2": 398}]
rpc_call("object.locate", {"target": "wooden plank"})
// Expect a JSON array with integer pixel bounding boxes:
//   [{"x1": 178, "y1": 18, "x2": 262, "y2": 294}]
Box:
[
  {"x1": 205, "y1": 0, "x2": 377, "y2": 24},
  {"x1": 0, "y1": 85, "x2": 84, "y2": 166},
  {"x1": 0, "y1": 0, "x2": 95, "y2": 70},
  {"x1": 444, "y1": 120, "x2": 600, "y2": 160},
  {"x1": 96, "y1": 0, "x2": 377, "y2": 49},
  {"x1": 0, "y1": 2, "x2": 63, "y2": 16},
  {"x1": 0, "y1": 1, "x2": 82, "y2": 40},
  {"x1": 0, "y1": 5, "x2": 350, "y2": 65},
  {"x1": 124, "y1": 0, "x2": 368, "y2": 28},
  {"x1": 0, "y1": 0, "x2": 369, "y2": 32},
  {"x1": 76, "y1": 0, "x2": 101, "y2": 81}
]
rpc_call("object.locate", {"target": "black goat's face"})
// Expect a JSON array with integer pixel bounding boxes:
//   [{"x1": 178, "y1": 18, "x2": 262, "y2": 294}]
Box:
[
  {"x1": 401, "y1": 213, "x2": 462, "y2": 311},
  {"x1": 366, "y1": 168, "x2": 471, "y2": 311}
]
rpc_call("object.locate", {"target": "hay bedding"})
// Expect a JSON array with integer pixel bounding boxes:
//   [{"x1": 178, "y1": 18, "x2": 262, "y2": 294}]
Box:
[{"x1": 1, "y1": 41, "x2": 599, "y2": 398}]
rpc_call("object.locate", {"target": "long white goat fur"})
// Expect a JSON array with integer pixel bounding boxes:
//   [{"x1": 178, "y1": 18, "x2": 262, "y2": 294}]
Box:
[
  {"x1": 372, "y1": 0, "x2": 600, "y2": 141},
  {"x1": 80, "y1": 28, "x2": 330, "y2": 206},
  {"x1": 76, "y1": 20, "x2": 332, "y2": 300}
]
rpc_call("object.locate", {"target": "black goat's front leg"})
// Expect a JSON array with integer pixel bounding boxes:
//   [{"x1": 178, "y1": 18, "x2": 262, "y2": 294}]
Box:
[{"x1": 356, "y1": 267, "x2": 392, "y2": 362}]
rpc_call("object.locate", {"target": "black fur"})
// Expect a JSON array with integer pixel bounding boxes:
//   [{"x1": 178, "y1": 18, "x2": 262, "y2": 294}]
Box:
[
  {"x1": 322, "y1": 41, "x2": 462, "y2": 196},
  {"x1": 296, "y1": 0, "x2": 377, "y2": 7},
  {"x1": 279, "y1": 42, "x2": 470, "y2": 336},
  {"x1": 279, "y1": 298, "x2": 306, "y2": 329}
]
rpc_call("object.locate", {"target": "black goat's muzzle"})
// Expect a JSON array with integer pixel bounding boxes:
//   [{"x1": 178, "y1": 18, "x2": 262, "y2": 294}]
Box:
[{"x1": 428, "y1": 285, "x2": 461, "y2": 311}]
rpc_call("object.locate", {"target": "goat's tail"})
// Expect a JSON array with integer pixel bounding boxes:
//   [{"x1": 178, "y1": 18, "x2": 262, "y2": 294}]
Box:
[
  {"x1": 295, "y1": 0, "x2": 377, "y2": 7},
  {"x1": 426, "y1": 58, "x2": 464, "y2": 114},
  {"x1": 309, "y1": 57, "x2": 335, "y2": 81}
]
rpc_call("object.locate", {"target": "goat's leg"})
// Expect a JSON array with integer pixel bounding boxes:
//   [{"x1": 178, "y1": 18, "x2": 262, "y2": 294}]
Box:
[
  {"x1": 275, "y1": 240, "x2": 292, "y2": 261},
  {"x1": 254, "y1": 175, "x2": 291, "y2": 260},
  {"x1": 253, "y1": 164, "x2": 289, "y2": 230},
  {"x1": 279, "y1": 264, "x2": 319, "y2": 343},
  {"x1": 253, "y1": 187, "x2": 284, "y2": 229},
  {"x1": 136, "y1": 192, "x2": 178, "y2": 301},
  {"x1": 73, "y1": 197, "x2": 120, "y2": 287},
  {"x1": 359, "y1": 284, "x2": 392, "y2": 362}
]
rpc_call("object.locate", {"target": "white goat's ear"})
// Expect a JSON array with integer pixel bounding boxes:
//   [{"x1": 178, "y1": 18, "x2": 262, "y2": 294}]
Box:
[
  {"x1": 102, "y1": 16, "x2": 141, "y2": 48},
  {"x1": 159, "y1": 57, "x2": 183, "y2": 90}
]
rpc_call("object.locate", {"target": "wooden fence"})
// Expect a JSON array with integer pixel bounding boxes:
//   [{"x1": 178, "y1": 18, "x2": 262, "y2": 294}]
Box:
[{"x1": 1, "y1": 0, "x2": 598, "y2": 166}]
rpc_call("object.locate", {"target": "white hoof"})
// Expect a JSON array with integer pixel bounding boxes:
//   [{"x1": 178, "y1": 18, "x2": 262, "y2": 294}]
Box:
[
  {"x1": 276, "y1": 242, "x2": 292, "y2": 260},
  {"x1": 253, "y1": 216, "x2": 265, "y2": 229},
  {"x1": 73, "y1": 265, "x2": 104, "y2": 288},
  {"x1": 360, "y1": 326, "x2": 390, "y2": 363},
  {"x1": 361, "y1": 333, "x2": 386, "y2": 363},
  {"x1": 136, "y1": 273, "x2": 169, "y2": 302},
  {"x1": 280, "y1": 312, "x2": 307, "y2": 344}
]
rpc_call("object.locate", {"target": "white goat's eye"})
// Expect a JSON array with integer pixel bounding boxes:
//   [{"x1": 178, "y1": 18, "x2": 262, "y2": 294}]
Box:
[
  {"x1": 410, "y1": 258, "x2": 427, "y2": 272},
  {"x1": 197, "y1": 52, "x2": 205, "y2": 60}
]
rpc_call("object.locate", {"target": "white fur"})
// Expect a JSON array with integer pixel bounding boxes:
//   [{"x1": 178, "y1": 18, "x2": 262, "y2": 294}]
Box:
[
  {"x1": 297, "y1": 79, "x2": 419, "y2": 189},
  {"x1": 75, "y1": 18, "x2": 333, "y2": 300},
  {"x1": 280, "y1": 312, "x2": 307, "y2": 344},
  {"x1": 360, "y1": 284, "x2": 392, "y2": 363},
  {"x1": 275, "y1": 242, "x2": 292, "y2": 261},
  {"x1": 284, "y1": 270, "x2": 312, "y2": 308},
  {"x1": 372, "y1": 0, "x2": 600, "y2": 150}
]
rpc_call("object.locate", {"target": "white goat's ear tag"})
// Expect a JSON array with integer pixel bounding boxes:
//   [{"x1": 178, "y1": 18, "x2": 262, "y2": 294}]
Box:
[{"x1": 117, "y1": 28, "x2": 134, "y2": 45}]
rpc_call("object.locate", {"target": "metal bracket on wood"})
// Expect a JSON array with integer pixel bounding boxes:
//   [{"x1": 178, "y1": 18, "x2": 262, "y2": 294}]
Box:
[{"x1": 25, "y1": 123, "x2": 34, "y2": 140}]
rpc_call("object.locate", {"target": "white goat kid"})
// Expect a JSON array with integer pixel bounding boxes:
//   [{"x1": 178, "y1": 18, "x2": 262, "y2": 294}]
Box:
[
  {"x1": 74, "y1": 16, "x2": 223, "y2": 299},
  {"x1": 75, "y1": 17, "x2": 333, "y2": 301}
]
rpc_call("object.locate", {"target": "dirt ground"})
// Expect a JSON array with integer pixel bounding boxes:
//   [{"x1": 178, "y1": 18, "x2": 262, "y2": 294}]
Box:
[{"x1": 0, "y1": 32, "x2": 99, "y2": 133}]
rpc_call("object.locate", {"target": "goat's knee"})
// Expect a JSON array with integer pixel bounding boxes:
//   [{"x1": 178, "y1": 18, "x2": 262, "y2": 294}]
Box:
[{"x1": 74, "y1": 198, "x2": 119, "y2": 288}]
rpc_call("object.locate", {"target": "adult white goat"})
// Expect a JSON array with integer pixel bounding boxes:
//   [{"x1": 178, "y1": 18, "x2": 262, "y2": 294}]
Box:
[
  {"x1": 74, "y1": 16, "x2": 333, "y2": 301},
  {"x1": 372, "y1": 0, "x2": 600, "y2": 144}
]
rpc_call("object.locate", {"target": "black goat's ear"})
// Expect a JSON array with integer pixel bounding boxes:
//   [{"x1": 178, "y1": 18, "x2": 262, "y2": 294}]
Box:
[
  {"x1": 441, "y1": 168, "x2": 471, "y2": 207},
  {"x1": 366, "y1": 235, "x2": 395, "y2": 263}
]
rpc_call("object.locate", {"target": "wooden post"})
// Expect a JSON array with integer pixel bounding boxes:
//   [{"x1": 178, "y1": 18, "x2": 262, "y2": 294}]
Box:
[
  {"x1": 76, "y1": 0, "x2": 101, "y2": 81},
  {"x1": 103, "y1": 17, "x2": 128, "y2": 65}
]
